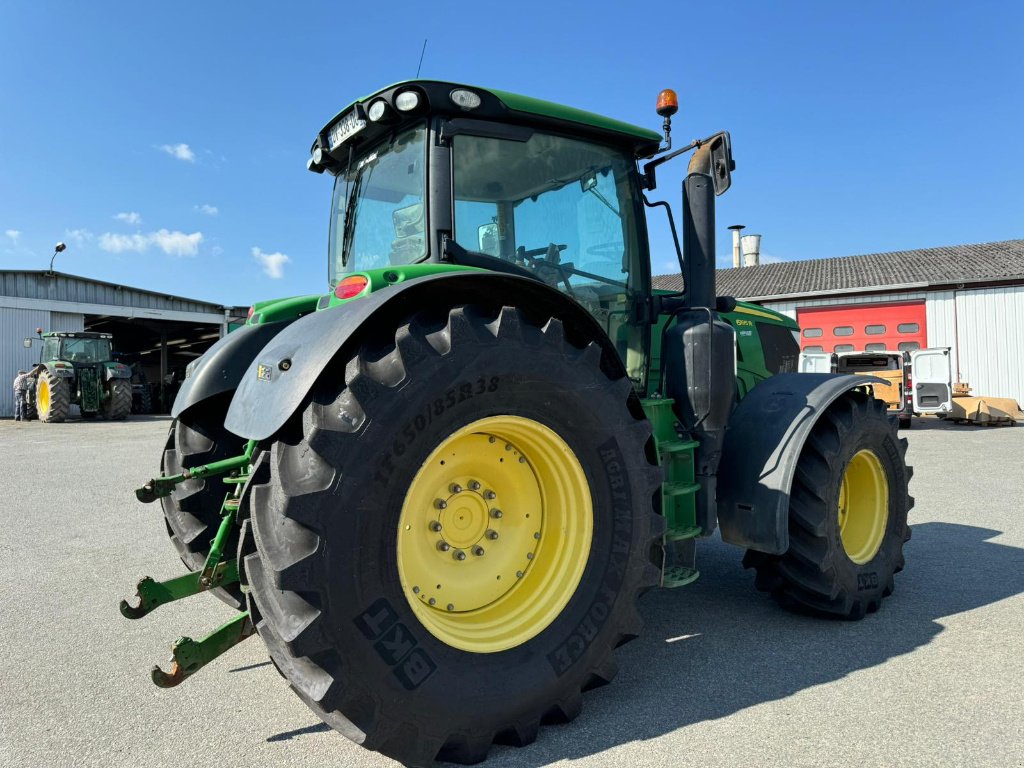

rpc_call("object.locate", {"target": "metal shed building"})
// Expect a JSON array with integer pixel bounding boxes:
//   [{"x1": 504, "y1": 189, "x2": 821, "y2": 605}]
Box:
[
  {"x1": 655, "y1": 239, "x2": 1024, "y2": 404},
  {"x1": 1, "y1": 271, "x2": 247, "y2": 418}
]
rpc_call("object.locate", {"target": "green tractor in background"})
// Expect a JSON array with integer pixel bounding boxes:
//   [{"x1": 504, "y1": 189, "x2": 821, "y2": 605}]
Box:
[
  {"x1": 23, "y1": 331, "x2": 133, "y2": 422},
  {"x1": 123, "y1": 81, "x2": 911, "y2": 767}
]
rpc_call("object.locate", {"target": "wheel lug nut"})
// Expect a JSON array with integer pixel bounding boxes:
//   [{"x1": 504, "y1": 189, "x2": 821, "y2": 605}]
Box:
[
  {"x1": 505, "y1": 443, "x2": 513, "y2": 451},
  {"x1": 490, "y1": 509, "x2": 503, "y2": 519},
  {"x1": 533, "y1": 532, "x2": 541, "y2": 540},
  {"x1": 434, "y1": 499, "x2": 447, "y2": 510},
  {"x1": 526, "y1": 552, "x2": 534, "y2": 560},
  {"x1": 429, "y1": 598, "x2": 436, "y2": 606},
  {"x1": 488, "y1": 436, "x2": 496, "y2": 443},
  {"x1": 486, "y1": 529, "x2": 498, "y2": 540},
  {"x1": 413, "y1": 586, "x2": 420, "y2": 594},
  {"x1": 437, "y1": 542, "x2": 450, "y2": 552},
  {"x1": 453, "y1": 550, "x2": 467, "y2": 561},
  {"x1": 484, "y1": 490, "x2": 496, "y2": 500},
  {"x1": 429, "y1": 521, "x2": 443, "y2": 532},
  {"x1": 469, "y1": 480, "x2": 481, "y2": 491},
  {"x1": 516, "y1": 570, "x2": 524, "y2": 579},
  {"x1": 472, "y1": 545, "x2": 485, "y2": 557},
  {"x1": 519, "y1": 456, "x2": 526, "y2": 464},
  {"x1": 450, "y1": 483, "x2": 463, "y2": 494},
  {"x1": 447, "y1": 604, "x2": 454, "y2": 611}
]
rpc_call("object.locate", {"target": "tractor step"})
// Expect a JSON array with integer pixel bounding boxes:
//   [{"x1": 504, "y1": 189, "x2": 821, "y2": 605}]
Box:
[
  {"x1": 661, "y1": 537, "x2": 699, "y2": 589},
  {"x1": 151, "y1": 612, "x2": 255, "y2": 688}
]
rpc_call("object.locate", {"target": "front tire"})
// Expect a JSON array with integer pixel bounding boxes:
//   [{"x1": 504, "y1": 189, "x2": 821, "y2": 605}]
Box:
[
  {"x1": 104, "y1": 379, "x2": 132, "y2": 420},
  {"x1": 245, "y1": 306, "x2": 662, "y2": 766},
  {"x1": 37, "y1": 371, "x2": 69, "y2": 423},
  {"x1": 160, "y1": 392, "x2": 246, "y2": 608},
  {"x1": 744, "y1": 392, "x2": 913, "y2": 619}
]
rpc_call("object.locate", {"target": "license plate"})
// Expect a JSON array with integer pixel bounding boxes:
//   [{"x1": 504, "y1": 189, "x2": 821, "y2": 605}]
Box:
[{"x1": 329, "y1": 112, "x2": 367, "y2": 150}]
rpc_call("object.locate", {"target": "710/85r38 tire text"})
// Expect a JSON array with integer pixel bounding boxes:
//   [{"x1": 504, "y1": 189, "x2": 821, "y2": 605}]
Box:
[{"x1": 244, "y1": 305, "x2": 663, "y2": 766}]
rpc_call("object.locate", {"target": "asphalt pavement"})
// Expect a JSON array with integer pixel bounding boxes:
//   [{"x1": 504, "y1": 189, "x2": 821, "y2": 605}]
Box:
[{"x1": 1, "y1": 415, "x2": 1021, "y2": 767}]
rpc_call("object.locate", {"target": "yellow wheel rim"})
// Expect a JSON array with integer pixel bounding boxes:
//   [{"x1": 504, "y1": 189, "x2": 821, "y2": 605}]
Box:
[
  {"x1": 37, "y1": 378, "x2": 50, "y2": 415},
  {"x1": 397, "y1": 415, "x2": 593, "y2": 653},
  {"x1": 837, "y1": 449, "x2": 889, "y2": 564}
]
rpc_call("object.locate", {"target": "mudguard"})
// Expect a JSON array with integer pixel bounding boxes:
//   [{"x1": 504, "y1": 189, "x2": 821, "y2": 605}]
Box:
[
  {"x1": 224, "y1": 271, "x2": 626, "y2": 441},
  {"x1": 171, "y1": 321, "x2": 292, "y2": 418},
  {"x1": 717, "y1": 372, "x2": 887, "y2": 555}
]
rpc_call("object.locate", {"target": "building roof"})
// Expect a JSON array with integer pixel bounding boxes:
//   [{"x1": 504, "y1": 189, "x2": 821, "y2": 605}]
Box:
[
  {"x1": 0, "y1": 270, "x2": 247, "y2": 315},
  {"x1": 653, "y1": 239, "x2": 1024, "y2": 300}
]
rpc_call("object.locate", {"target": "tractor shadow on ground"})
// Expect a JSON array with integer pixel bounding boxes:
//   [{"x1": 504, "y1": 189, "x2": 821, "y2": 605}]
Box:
[{"x1": 483, "y1": 521, "x2": 1024, "y2": 767}]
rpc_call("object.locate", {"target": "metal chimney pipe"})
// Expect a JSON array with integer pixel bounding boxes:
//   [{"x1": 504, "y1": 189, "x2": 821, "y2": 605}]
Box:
[
  {"x1": 741, "y1": 233, "x2": 761, "y2": 267},
  {"x1": 727, "y1": 225, "x2": 745, "y2": 269}
]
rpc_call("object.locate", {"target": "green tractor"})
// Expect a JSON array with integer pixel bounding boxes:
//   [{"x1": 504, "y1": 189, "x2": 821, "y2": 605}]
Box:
[
  {"x1": 24, "y1": 331, "x2": 132, "y2": 422},
  {"x1": 123, "y1": 81, "x2": 911, "y2": 766}
]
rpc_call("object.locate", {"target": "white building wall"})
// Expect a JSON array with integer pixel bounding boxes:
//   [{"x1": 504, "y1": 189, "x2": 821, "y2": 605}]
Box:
[
  {"x1": 760, "y1": 286, "x2": 1024, "y2": 405},
  {"x1": 954, "y1": 285, "x2": 1024, "y2": 403}
]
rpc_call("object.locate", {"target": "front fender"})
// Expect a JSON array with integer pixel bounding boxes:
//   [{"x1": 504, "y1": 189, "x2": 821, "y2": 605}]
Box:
[
  {"x1": 717, "y1": 373, "x2": 887, "y2": 555},
  {"x1": 224, "y1": 271, "x2": 626, "y2": 441}
]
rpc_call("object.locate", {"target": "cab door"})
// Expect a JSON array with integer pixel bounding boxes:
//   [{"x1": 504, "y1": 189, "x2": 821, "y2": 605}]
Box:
[
  {"x1": 910, "y1": 347, "x2": 953, "y2": 414},
  {"x1": 798, "y1": 351, "x2": 833, "y2": 374}
]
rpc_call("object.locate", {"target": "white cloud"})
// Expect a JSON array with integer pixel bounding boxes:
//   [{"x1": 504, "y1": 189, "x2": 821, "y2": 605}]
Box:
[
  {"x1": 252, "y1": 246, "x2": 291, "y2": 279},
  {"x1": 211, "y1": 245, "x2": 224, "y2": 256},
  {"x1": 150, "y1": 229, "x2": 202, "y2": 256},
  {"x1": 114, "y1": 212, "x2": 142, "y2": 225},
  {"x1": 5, "y1": 229, "x2": 20, "y2": 243},
  {"x1": 195, "y1": 204, "x2": 219, "y2": 216},
  {"x1": 64, "y1": 228, "x2": 93, "y2": 246},
  {"x1": 98, "y1": 229, "x2": 203, "y2": 257},
  {"x1": 158, "y1": 143, "x2": 195, "y2": 162}
]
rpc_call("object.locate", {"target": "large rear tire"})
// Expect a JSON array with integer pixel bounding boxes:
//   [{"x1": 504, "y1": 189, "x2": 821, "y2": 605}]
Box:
[
  {"x1": 104, "y1": 379, "x2": 132, "y2": 420},
  {"x1": 245, "y1": 305, "x2": 662, "y2": 766},
  {"x1": 37, "y1": 371, "x2": 69, "y2": 423},
  {"x1": 160, "y1": 392, "x2": 246, "y2": 608},
  {"x1": 744, "y1": 392, "x2": 913, "y2": 619}
]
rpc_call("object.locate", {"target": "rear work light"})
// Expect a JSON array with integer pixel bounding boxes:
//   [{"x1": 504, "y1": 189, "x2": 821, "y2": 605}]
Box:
[{"x1": 335, "y1": 275, "x2": 369, "y2": 300}]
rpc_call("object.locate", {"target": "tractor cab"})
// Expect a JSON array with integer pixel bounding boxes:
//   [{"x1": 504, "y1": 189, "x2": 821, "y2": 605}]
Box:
[{"x1": 310, "y1": 81, "x2": 702, "y2": 392}]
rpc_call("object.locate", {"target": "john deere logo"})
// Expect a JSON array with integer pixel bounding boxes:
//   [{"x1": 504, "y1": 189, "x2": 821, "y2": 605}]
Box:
[{"x1": 256, "y1": 364, "x2": 272, "y2": 382}]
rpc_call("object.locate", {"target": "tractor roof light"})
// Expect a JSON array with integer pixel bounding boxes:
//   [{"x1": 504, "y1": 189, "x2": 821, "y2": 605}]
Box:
[
  {"x1": 367, "y1": 99, "x2": 390, "y2": 122},
  {"x1": 450, "y1": 88, "x2": 481, "y2": 111},
  {"x1": 335, "y1": 274, "x2": 369, "y2": 300},
  {"x1": 394, "y1": 90, "x2": 421, "y2": 112},
  {"x1": 656, "y1": 89, "x2": 679, "y2": 117}
]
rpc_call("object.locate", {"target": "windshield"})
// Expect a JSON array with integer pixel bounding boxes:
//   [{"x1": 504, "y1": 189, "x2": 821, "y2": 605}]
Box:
[
  {"x1": 452, "y1": 131, "x2": 642, "y2": 294},
  {"x1": 60, "y1": 337, "x2": 111, "y2": 363},
  {"x1": 328, "y1": 124, "x2": 427, "y2": 285},
  {"x1": 452, "y1": 130, "x2": 647, "y2": 386}
]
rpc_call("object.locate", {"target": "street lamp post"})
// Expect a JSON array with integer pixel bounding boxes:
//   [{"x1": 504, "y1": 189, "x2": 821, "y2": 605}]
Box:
[{"x1": 48, "y1": 242, "x2": 67, "y2": 274}]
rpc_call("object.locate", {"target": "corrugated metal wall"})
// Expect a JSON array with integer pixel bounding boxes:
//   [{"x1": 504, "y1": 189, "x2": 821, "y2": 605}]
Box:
[
  {"x1": 1, "y1": 308, "x2": 52, "y2": 417},
  {"x1": 763, "y1": 286, "x2": 1024, "y2": 404},
  {"x1": 954, "y1": 285, "x2": 1024, "y2": 402}
]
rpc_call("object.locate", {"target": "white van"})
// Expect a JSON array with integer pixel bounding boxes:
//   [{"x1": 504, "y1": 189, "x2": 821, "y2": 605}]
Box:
[{"x1": 799, "y1": 348, "x2": 953, "y2": 428}]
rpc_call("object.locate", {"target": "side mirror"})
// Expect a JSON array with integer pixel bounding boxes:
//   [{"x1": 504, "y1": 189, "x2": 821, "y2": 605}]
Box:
[
  {"x1": 477, "y1": 223, "x2": 499, "y2": 256},
  {"x1": 687, "y1": 131, "x2": 735, "y2": 196},
  {"x1": 23, "y1": 338, "x2": 32, "y2": 348}
]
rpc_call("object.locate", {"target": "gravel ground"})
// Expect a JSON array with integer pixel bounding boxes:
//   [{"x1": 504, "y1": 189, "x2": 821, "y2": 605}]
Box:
[{"x1": 1, "y1": 415, "x2": 1021, "y2": 768}]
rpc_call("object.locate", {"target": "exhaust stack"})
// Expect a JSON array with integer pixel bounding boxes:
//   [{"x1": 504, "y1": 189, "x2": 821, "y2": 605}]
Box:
[
  {"x1": 727, "y1": 224, "x2": 745, "y2": 269},
  {"x1": 741, "y1": 233, "x2": 761, "y2": 267}
]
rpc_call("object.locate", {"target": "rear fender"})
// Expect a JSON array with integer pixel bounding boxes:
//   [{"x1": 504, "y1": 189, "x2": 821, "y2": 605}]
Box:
[
  {"x1": 717, "y1": 372, "x2": 887, "y2": 554},
  {"x1": 171, "y1": 321, "x2": 294, "y2": 419},
  {"x1": 224, "y1": 271, "x2": 626, "y2": 441}
]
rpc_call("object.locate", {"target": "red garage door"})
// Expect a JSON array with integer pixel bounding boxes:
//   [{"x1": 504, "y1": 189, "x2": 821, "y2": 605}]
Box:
[{"x1": 797, "y1": 301, "x2": 927, "y2": 353}]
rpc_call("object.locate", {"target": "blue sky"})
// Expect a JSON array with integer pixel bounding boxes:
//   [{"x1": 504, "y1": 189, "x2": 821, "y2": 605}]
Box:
[{"x1": 1, "y1": 1, "x2": 1021, "y2": 306}]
